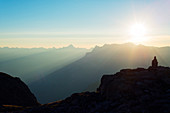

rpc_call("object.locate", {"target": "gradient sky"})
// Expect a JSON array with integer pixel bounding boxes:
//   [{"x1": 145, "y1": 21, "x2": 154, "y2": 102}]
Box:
[{"x1": 0, "y1": 0, "x2": 170, "y2": 48}]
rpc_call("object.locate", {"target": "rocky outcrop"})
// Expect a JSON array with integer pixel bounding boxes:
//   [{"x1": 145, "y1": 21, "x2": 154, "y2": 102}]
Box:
[
  {"x1": 0, "y1": 72, "x2": 39, "y2": 106},
  {"x1": 9, "y1": 66, "x2": 170, "y2": 113},
  {"x1": 97, "y1": 66, "x2": 170, "y2": 112},
  {"x1": 2, "y1": 66, "x2": 170, "y2": 113}
]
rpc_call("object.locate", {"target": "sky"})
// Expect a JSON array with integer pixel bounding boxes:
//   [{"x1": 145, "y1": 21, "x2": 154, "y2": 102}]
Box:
[{"x1": 0, "y1": 0, "x2": 170, "y2": 48}]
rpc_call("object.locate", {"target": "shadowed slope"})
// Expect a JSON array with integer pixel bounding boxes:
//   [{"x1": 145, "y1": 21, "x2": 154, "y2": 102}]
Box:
[{"x1": 0, "y1": 72, "x2": 39, "y2": 106}]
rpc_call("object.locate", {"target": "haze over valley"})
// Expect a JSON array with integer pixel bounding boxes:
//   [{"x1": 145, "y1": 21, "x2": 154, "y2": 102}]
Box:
[
  {"x1": 0, "y1": 45, "x2": 90, "y2": 83},
  {"x1": 0, "y1": 43, "x2": 169, "y2": 103}
]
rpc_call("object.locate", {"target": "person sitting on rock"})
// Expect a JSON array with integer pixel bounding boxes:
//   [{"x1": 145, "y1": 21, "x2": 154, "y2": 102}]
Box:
[{"x1": 152, "y1": 56, "x2": 158, "y2": 68}]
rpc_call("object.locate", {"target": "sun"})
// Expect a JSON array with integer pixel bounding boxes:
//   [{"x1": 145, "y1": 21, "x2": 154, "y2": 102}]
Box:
[
  {"x1": 129, "y1": 23, "x2": 148, "y2": 44},
  {"x1": 130, "y1": 23, "x2": 146, "y2": 37}
]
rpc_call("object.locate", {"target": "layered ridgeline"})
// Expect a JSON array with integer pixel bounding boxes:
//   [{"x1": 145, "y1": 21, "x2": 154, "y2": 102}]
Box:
[
  {"x1": 4, "y1": 62, "x2": 170, "y2": 113},
  {"x1": 30, "y1": 43, "x2": 170, "y2": 103},
  {"x1": 0, "y1": 45, "x2": 90, "y2": 83}
]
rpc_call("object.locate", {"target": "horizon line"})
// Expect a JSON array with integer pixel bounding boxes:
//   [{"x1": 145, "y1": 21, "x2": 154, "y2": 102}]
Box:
[{"x1": 0, "y1": 42, "x2": 170, "y2": 49}]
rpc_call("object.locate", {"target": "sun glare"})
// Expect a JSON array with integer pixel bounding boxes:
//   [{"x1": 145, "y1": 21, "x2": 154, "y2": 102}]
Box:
[{"x1": 129, "y1": 23, "x2": 148, "y2": 44}]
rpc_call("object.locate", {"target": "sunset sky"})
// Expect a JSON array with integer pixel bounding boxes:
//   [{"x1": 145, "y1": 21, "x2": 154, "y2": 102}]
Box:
[{"x1": 0, "y1": 0, "x2": 170, "y2": 48}]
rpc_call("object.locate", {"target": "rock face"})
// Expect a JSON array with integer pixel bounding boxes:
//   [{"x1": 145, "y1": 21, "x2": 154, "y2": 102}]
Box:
[
  {"x1": 12, "y1": 66, "x2": 170, "y2": 113},
  {"x1": 0, "y1": 72, "x2": 39, "y2": 106},
  {"x1": 98, "y1": 66, "x2": 170, "y2": 112}
]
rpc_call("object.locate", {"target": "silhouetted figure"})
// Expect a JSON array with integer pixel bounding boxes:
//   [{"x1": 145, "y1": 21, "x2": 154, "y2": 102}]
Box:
[{"x1": 152, "y1": 56, "x2": 158, "y2": 68}]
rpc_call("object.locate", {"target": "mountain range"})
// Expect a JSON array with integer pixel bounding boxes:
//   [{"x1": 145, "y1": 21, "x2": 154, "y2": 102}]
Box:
[
  {"x1": 0, "y1": 45, "x2": 90, "y2": 83},
  {"x1": 29, "y1": 43, "x2": 170, "y2": 103}
]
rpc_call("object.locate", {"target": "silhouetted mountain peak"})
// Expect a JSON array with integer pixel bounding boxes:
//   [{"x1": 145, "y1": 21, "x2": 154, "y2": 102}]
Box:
[
  {"x1": 68, "y1": 44, "x2": 74, "y2": 48},
  {"x1": 65, "y1": 44, "x2": 75, "y2": 49},
  {"x1": 60, "y1": 44, "x2": 83, "y2": 50}
]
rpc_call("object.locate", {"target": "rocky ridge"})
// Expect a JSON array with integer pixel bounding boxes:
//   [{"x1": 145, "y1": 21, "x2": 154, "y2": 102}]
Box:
[{"x1": 11, "y1": 66, "x2": 170, "y2": 113}]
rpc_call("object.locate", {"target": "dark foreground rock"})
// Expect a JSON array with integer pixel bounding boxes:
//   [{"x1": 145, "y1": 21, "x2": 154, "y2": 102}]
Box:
[
  {"x1": 0, "y1": 72, "x2": 39, "y2": 107},
  {"x1": 2, "y1": 66, "x2": 170, "y2": 113},
  {"x1": 97, "y1": 66, "x2": 170, "y2": 113}
]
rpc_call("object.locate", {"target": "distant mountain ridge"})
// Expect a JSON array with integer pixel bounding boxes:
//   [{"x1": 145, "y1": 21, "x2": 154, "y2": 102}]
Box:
[
  {"x1": 0, "y1": 45, "x2": 90, "y2": 83},
  {"x1": 30, "y1": 43, "x2": 170, "y2": 103}
]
